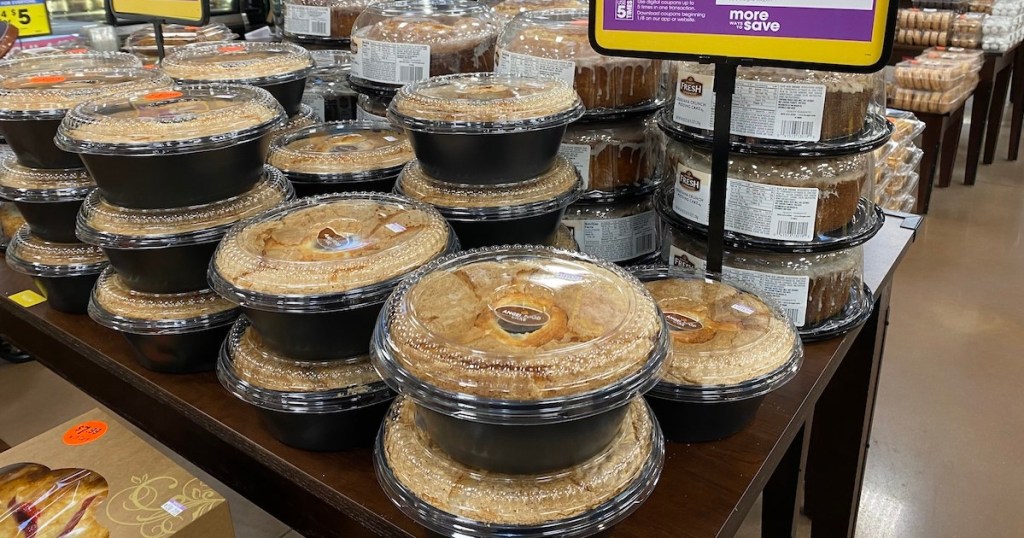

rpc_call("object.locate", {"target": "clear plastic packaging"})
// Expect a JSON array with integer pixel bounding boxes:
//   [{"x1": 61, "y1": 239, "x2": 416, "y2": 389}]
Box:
[
  {"x1": 77, "y1": 166, "x2": 293, "y2": 249},
  {"x1": 57, "y1": 84, "x2": 285, "y2": 154},
  {"x1": 0, "y1": 464, "x2": 109, "y2": 538},
  {"x1": 218, "y1": 316, "x2": 394, "y2": 450},
  {"x1": 6, "y1": 224, "x2": 106, "y2": 278},
  {"x1": 161, "y1": 42, "x2": 314, "y2": 88},
  {"x1": 0, "y1": 67, "x2": 170, "y2": 119},
  {"x1": 630, "y1": 266, "x2": 802, "y2": 400},
  {"x1": 561, "y1": 112, "x2": 660, "y2": 198},
  {"x1": 283, "y1": 0, "x2": 376, "y2": 42},
  {"x1": 563, "y1": 195, "x2": 660, "y2": 264},
  {"x1": 272, "y1": 103, "x2": 321, "y2": 139},
  {"x1": 951, "y1": 12, "x2": 986, "y2": 47},
  {"x1": 887, "y1": 110, "x2": 928, "y2": 142},
  {"x1": 89, "y1": 267, "x2": 238, "y2": 335},
  {"x1": 350, "y1": 0, "x2": 500, "y2": 88},
  {"x1": 897, "y1": 8, "x2": 955, "y2": 32},
  {"x1": 375, "y1": 396, "x2": 663, "y2": 535},
  {"x1": 920, "y1": 46, "x2": 986, "y2": 70},
  {"x1": 371, "y1": 245, "x2": 668, "y2": 416},
  {"x1": 269, "y1": 121, "x2": 413, "y2": 185},
  {"x1": 357, "y1": 93, "x2": 390, "y2": 122},
  {"x1": 895, "y1": 59, "x2": 969, "y2": 91},
  {"x1": 888, "y1": 81, "x2": 974, "y2": 113},
  {"x1": 671, "y1": 62, "x2": 881, "y2": 143},
  {"x1": 124, "y1": 23, "x2": 237, "y2": 61},
  {"x1": 662, "y1": 127, "x2": 880, "y2": 244},
  {"x1": 210, "y1": 192, "x2": 454, "y2": 311},
  {"x1": 548, "y1": 224, "x2": 579, "y2": 251},
  {"x1": 304, "y1": 50, "x2": 357, "y2": 121},
  {"x1": 496, "y1": 9, "x2": 666, "y2": 116},
  {"x1": 661, "y1": 224, "x2": 871, "y2": 337},
  {"x1": 0, "y1": 152, "x2": 93, "y2": 202},
  {"x1": 0, "y1": 51, "x2": 141, "y2": 77},
  {"x1": 911, "y1": 0, "x2": 968, "y2": 8},
  {"x1": 388, "y1": 73, "x2": 584, "y2": 184},
  {"x1": 483, "y1": 0, "x2": 587, "y2": 22}
]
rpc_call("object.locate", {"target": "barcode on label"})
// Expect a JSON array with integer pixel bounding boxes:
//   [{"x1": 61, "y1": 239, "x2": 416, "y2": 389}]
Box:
[
  {"x1": 784, "y1": 308, "x2": 802, "y2": 323},
  {"x1": 311, "y1": 20, "x2": 328, "y2": 35},
  {"x1": 776, "y1": 221, "x2": 810, "y2": 239},
  {"x1": 781, "y1": 121, "x2": 815, "y2": 138},
  {"x1": 635, "y1": 233, "x2": 655, "y2": 255},
  {"x1": 399, "y1": 66, "x2": 425, "y2": 82}
]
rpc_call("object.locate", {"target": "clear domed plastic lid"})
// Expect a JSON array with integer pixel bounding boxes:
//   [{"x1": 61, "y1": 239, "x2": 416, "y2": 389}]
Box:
[
  {"x1": 161, "y1": 42, "x2": 314, "y2": 86},
  {"x1": 210, "y1": 192, "x2": 456, "y2": 312},
  {"x1": 0, "y1": 153, "x2": 94, "y2": 202},
  {"x1": 218, "y1": 317, "x2": 393, "y2": 413},
  {"x1": 376, "y1": 396, "x2": 663, "y2": 536},
  {"x1": 56, "y1": 84, "x2": 286, "y2": 155},
  {"x1": 310, "y1": 49, "x2": 353, "y2": 71},
  {"x1": 388, "y1": 73, "x2": 584, "y2": 133},
  {"x1": 496, "y1": 9, "x2": 666, "y2": 116},
  {"x1": 396, "y1": 156, "x2": 581, "y2": 218},
  {"x1": 89, "y1": 267, "x2": 238, "y2": 335},
  {"x1": 6, "y1": 225, "x2": 106, "y2": 277},
  {"x1": 272, "y1": 104, "x2": 320, "y2": 138},
  {"x1": 563, "y1": 112, "x2": 661, "y2": 199},
  {"x1": 0, "y1": 67, "x2": 170, "y2": 119},
  {"x1": 125, "y1": 23, "x2": 237, "y2": 54},
  {"x1": 371, "y1": 246, "x2": 669, "y2": 423},
  {"x1": 483, "y1": 0, "x2": 587, "y2": 20},
  {"x1": 77, "y1": 165, "x2": 293, "y2": 249},
  {"x1": 0, "y1": 52, "x2": 141, "y2": 76},
  {"x1": 630, "y1": 266, "x2": 802, "y2": 402},
  {"x1": 269, "y1": 121, "x2": 412, "y2": 181}
]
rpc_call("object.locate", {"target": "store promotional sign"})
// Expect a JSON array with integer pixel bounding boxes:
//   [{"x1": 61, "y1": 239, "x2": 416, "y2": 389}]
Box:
[
  {"x1": 590, "y1": 0, "x2": 897, "y2": 71},
  {"x1": 108, "y1": 0, "x2": 209, "y2": 25},
  {"x1": 0, "y1": 0, "x2": 50, "y2": 38}
]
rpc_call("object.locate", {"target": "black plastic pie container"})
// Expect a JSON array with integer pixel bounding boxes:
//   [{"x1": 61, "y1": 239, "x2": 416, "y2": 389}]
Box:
[
  {"x1": 55, "y1": 84, "x2": 287, "y2": 210},
  {"x1": 630, "y1": 266, "x2": 804, "y2": 442},
  {"x1": 396, "y1": 156, "x2": 582, "y2": 249},
  {"x1": 371, "y1": 246, "x2": 670, "y2": 474},
  {"x1": 5, "y1": 225, "x2": 107, "y2": 314},
  {"x1": 0, "y1": 154, "x2": 94, "y2": 242},
  {"x1": 268, "y1": 121, "x2": 413, "y2": 197},
  {"x1": 0, "y1": 118, "x2": 80, "y2": 169},
  {"x1": 76, "y1": 166, "x2": 294, "y2": 294},
  {"x1": 89, "y1": 268, "x2": 240, "y2": 373},
  {"x1": 209, "y1": 192, "x2": 457, "y2": 361},
  {"x1": 161, "y1": 42, "x2": 314, "y2": 116},
  {"x1": 217, "y1": 317, "x2": 395, "y2": 451},
  {"x1": 387, "y1": 73, "x2": 584, "y2": 184}
]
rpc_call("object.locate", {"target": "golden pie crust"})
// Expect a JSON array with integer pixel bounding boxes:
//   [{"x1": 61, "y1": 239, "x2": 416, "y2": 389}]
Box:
[
  {"x1": 0, "y1": 463, "x2": 108, "y2": 538},
  {"x1": 644, "y1": 278, "x2": 796, "y2": 386},
  {"x1": 383, "y1": 397, "x2": 652, "y2": 526},
  {"x1": 388, "y1": 257, "x2": 662, "y2": 399},
  {"x1": 269, "y1": 129, "x2": 413, "y2": 175},
  {"x1": 93, "y1": 271, "x2": 236, "y2": 322},
  {"x1": 399, "y1": 157, "x2": 577, "y2": 208}
]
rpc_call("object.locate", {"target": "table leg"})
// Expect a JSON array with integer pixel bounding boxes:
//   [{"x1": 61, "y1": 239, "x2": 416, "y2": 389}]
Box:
[
  {"x1": 1009, "y1": 48, "x2": 1023, "y2": 161},
  {"x1": 965, "y1": 60, "x2": 996, "y2": 185},
  {"x1": 916, "y1": 116, "x2": 943, "y2": 214},
  {"x1": 804, "y1": 284, "x2": 892, "y2": 538},
  {"x1": 941, "y1": 106, "x2": 963, "y2": 188},
  {"x1": 763, "y1": 420, "x2": 810, "y2": 538},
  {"x1": 984, "y1": 66, "x2": 1013, "y2": 165}
]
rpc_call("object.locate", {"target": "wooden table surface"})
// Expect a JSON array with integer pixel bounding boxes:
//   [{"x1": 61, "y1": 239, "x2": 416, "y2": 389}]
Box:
[{"x1": 0, "y1": 217, "x2": 918, "y2": 538}]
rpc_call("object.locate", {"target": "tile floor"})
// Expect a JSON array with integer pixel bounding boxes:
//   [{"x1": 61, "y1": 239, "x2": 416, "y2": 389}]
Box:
[{"x1": 0, "y1": 108, "x2": 1022, "y2": 537}]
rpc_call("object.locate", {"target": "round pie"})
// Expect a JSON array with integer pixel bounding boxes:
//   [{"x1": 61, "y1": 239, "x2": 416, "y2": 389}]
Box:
[{"x1": 269, "y1": 122, "x2": 413, "y2": 177}]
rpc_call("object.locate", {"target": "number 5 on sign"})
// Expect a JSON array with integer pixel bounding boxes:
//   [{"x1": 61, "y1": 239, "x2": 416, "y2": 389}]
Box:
[{"x1": 0, "y1": 0, "x2": 50, "y2": 38}]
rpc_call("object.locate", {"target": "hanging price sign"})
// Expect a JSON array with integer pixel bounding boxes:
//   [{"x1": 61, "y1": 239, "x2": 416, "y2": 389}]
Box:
[
  {"x1": 108, "y1": 0, "x2": 209, "y2": 25},
  {"x1": 0, "y1": 0, "x2": 50, "y2": 38},
  {"x1": 590, "y1": 0, "x2": 897, "y2": 72}
]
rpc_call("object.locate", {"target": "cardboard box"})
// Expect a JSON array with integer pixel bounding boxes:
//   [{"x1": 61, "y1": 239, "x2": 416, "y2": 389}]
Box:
[{"x1": 0, "y1": 409, "x2": 234, "y2": 537}]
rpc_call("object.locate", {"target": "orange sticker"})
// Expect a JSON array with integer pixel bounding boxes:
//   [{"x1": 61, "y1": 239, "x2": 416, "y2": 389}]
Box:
[
  {"x1": 184, "y1": 26, "x2": 200, "y2": 31},
  {"x1": 219, "y1": 45, "x2": 245, "y2": 53},
  {"x1": 28, "y1": 75, "x2": 66, "y2": 84},
  {"x1": 143, "y1": 90, "x2": 184, "y2": 101},
  {"x1": 569, "y1": 19, "x2": 589, "y2": 26},
  {"x1": 62, "y1": 421, "x2": 108, "y2": 446},
  {"x1": 66, "y1": 48, "x2": 89, "y2": 54}
]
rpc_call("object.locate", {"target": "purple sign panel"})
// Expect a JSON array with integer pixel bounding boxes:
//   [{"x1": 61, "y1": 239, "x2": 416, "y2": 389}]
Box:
[{"x1": 603, "y1": 0, "x2": 877, "y2": 42}]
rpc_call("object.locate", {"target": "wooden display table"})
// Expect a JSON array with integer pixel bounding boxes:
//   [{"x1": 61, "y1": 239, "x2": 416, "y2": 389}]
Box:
[{"x1": 0, "y1": 217, "x2": 917, "y2": 538}]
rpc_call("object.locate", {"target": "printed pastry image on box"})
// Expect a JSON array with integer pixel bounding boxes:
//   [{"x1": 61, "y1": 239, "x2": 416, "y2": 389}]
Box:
[{"x1": 0, "y1": 410, "x2": 234, "y2": 537}]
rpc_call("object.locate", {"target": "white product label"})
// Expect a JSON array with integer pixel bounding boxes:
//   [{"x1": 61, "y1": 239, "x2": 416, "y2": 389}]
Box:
[
  {"x1": 668, "y1": 245, "x2": 810, "y2": 326},
  {"x1": 284, "y1": 4, "x2": 331, "y2": 37},
  {"x1": 496, "y1": 50, "x2": 576, "y2": 87},
  {"x1": 558, "y1": 143, "x2": 591, "y2": 189},
  {"x1": 673, "y1": 70, "x2": 827, "y2": 142},
  {"x1": 301, "y1": 93, "x2": 326, "y2": 121},
  {"x1": 563, "y1": 210, "x2": 658, "y2": 262},
  {"x1": 671, "y1": 164, "x2": 819, "y2": 242},
  {"x1": 161, "y1": 499, "x2": 186, "y2": 517},
  {"x1": 356, "y1": 106, "x2": 387, "y2": 122},
  {"x1": 352, "y1": 39, "x2": 431, "y2": 84}
]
